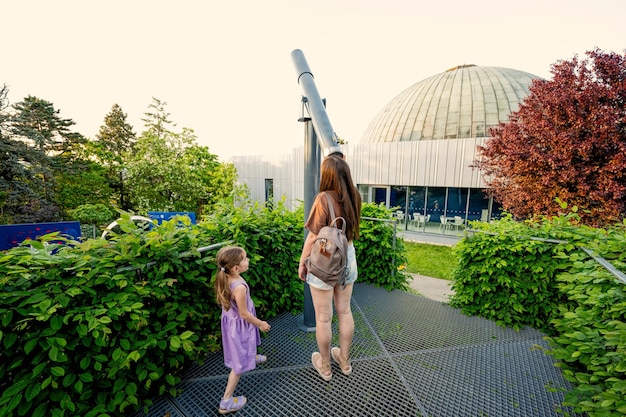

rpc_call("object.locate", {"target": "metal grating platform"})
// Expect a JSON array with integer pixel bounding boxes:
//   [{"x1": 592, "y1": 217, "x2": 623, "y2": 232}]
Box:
[{"x1": 129, "y1": 283, "x2": 583, "y2": 417}]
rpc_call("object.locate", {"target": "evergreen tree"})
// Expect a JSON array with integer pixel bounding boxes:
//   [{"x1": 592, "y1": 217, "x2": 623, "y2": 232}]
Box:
[
  {"x1": 94, "y1": 104, "x2": 136, "y2": 210},
  {"x1": 11, "y1": 95, "x2": 84, "y2": 156},
  {"x1": 0, "y1": 87, "x2": 61, "y2": 223},
  {"x1": 95, "y1": 104, "x2": 136, "y2": 164}
]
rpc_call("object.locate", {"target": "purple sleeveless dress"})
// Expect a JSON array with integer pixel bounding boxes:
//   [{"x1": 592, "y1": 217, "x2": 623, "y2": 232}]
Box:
[{"x1": 221, "y1": 279, "x2": 261, "y2": 374}]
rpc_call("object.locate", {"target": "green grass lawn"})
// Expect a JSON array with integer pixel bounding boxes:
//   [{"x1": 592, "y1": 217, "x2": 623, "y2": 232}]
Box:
[{"x1": 404, "y1": 241, "x2": 457, "y2": 280}]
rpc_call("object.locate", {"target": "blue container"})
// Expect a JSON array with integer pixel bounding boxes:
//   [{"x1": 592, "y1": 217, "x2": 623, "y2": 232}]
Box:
[
  {"x1": 148, "y1": 212, "x2": 197, "y2": 225},
  {"x1": 0, "y1": 221, "x2": 81, "y2": 251}
]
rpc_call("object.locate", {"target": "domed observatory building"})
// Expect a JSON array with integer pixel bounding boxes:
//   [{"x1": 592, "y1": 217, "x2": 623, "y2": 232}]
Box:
[
  {"x1": 231, "y1": 64, "x2": 542, "y2": 235},
  {"x1": 347, "y1": 64, "x2": 541, "y2": 233}
]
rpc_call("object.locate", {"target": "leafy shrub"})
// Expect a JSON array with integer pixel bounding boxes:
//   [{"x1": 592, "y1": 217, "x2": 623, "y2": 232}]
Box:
[
  {"x1": 357, "y1": 202, "x2": 410, "y2": 290},
  {"x1": 70, "y1": 204, "x2": 115, "y2": 226},
  {"x1": 544, "y1": 225, "x2": 626, "y2": 416},
  {"x1": 70, "y1": 203, "x2": 115, "y2": 239},
  {"x1": 0, "y1": 197, "x2": 409, "y2": 417},
  {"x1": 450, "y1": 216, "x2": 564, "y2": 332},
  {"x1": 0, "y1": 215, "x2": 219, "y2": 417},
  {"x1": 199, "y1": 193, "x2": 306, "y2": 317},
  {"x1": 450, "y1": 210, "x2": 626, "y2": 416}
]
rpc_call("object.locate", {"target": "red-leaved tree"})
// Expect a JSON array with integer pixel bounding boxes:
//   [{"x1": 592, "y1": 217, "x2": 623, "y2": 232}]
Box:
[{"x1": 476, "y1": 48, "x2": 626, "y2": 227}]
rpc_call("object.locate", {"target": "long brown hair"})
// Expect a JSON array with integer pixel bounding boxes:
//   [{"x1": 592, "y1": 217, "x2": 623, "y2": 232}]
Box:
[
  {"x1": 319, "y1": 155, "x2": 362, "y2": 241},
  {"x1": 214, "y1": 246, "x2": 246, "y2": 311}
]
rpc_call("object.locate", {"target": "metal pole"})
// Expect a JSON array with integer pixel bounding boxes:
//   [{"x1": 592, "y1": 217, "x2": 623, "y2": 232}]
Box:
[
  {"x1": 291, "y1": 49, "x2": 343, "y2": 158},
  {"x1": 297, "y1": 108, "x2": 320, "y2": 331}
]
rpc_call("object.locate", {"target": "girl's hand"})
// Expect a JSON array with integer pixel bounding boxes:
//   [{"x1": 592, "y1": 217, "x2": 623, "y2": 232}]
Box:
[{"x1": 259, "y1": 321, "x2": 271, "y2": 332}]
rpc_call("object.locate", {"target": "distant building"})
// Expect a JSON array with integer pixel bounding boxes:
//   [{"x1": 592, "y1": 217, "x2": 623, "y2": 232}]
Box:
[{"x1": 232, "y1": 65, "x2": 542, "y2": 235}]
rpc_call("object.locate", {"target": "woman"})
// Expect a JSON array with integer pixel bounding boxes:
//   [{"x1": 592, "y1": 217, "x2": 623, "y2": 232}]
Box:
[{"x1": 298, "y1": 154, "x2": 361, "y2": 381}]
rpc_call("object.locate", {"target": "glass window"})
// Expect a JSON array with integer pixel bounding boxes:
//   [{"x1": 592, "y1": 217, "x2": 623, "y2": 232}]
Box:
[
  {"x1": 389, "y1": 186, "x2": 408, "y2": 228},
  {"x1": 264, "y1": 179, "x2": 274, "y2": 207},
  {"x1": 492, "y1": 199, "x2": 504, "y2": 220},
  {"x1": 390, "y1": 186, "x2": 408, "y2": 212},
  {"x1": 407, "y1": 186, "x2": 427, "y2": 231},
  {"x1": 408, "y1": 187, "x2": 426, "y2": 217},
  {"x1": 358, "y1": 184, "x2": 369, "y2": 204},
  {"x1": 468, "y1": 189, "x2": 490, "y2": 222},
  {"x1": 446, "y1": 187, "x2": 469, "y2": 220},
  {"x1": 426, "y1": 187, "x2": 446, "y2": 224},
  {"x1": 373, "y1": 187, "x2": 389, "y2": 205}
]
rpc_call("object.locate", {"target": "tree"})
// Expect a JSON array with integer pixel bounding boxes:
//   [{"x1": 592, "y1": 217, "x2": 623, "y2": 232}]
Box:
[
  {"x1": 0, "y1": 88, "x2": 62, "y2": 223},
  {"x1": 54, "y1": 158, "x2": 114, "y2": 211},
  {"x1": 11, "y1": 95, "x2": 84, "y2": 156},
  {"x1": 182, "y1": 145, "x2": 237, "y2": 216},
  {"x1": 141, "y1": 97, "x2": 173, "y2": 139},
  {"x1": 6, "y1": 95, "x2": 90, "y2": 221},
  {"x1": 69, "y1": 203, "x2": 114, "y2": 239},
  {"x1": 0, "y1": 84, "x2": 9, "y2": 137},
  {"x1": 125, "y1": 100, "x2": 237, "y2": 214},
  {"x1": 94, "y1": 104, "x2": 136, "y2": 164},
  {"x1": 125, "y1": 128, "x2": 207, "y2": 213},
  {"x1": 475, "y1": 48, "x2": 626, "y2": 227},
  {"x1": 93, "y1": 104, "x2": 136, "y2": 210}
]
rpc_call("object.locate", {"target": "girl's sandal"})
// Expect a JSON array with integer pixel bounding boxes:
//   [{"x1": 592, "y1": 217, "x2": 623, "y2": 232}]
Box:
[
  {"x1": 311, "y1": 352, "x2": 332, "y2": 381},
  {"x1": 219, "y1": 395, "x2": 247, "y2": 414},
  {"x1": 331, "y1": 346, "x2": 352, "y2": 375}
]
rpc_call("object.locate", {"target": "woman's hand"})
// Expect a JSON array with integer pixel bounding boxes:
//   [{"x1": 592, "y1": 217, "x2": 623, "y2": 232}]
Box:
[
  {"x1": 299, "y1": 232, "x2": 316, "y2": 282},
  {"x1": 298, "y1": 261, "x2": 307, "y2": 281}
]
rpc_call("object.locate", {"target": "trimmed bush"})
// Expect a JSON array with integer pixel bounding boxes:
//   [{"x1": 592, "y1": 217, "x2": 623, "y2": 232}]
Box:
[
  {"x1": 0, "y1": 215, "x2": 219, "y2": 417},
  {"x1": 356, "y1": 202, "x2": 410, "y2": 291},
  {"x1": 546, "y1": 226, "x2": 626, "y2": 416},
  {"x1": 450, "y1": 212, "x2": 626, "y2": 416},
  {"x1": 0, "y1": 197, "x2": 408, "y2": 416}
]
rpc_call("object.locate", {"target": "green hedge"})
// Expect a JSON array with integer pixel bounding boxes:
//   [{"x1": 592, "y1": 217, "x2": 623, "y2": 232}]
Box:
[
  {"x1": 0, "y1": 214, "x2": 219, "y2": 417},
  {"x1": 356, "y1": 202, "x2": 410, "y2": 291},
  {"x1": 0, "y1": 197, "x2": 408, "y2": 417},
  {"x1": 548, "y1": 225, "x2": 626, "y2": 416},
  {"x1": 450, "y1": 212, "x2": 626, "y2": 416}
]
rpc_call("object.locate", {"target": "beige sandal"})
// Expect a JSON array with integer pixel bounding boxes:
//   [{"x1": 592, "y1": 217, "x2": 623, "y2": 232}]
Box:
[
  {"x1": 311, "y1": 352, "x2": 332, "y2": 381},
  {"x1": 331, "y1": 346, "x2": 352, "y2": 375}
]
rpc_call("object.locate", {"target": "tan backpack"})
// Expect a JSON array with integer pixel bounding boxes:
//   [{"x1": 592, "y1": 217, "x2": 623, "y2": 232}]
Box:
[{"x1": 305, "y1": 193, "x2": 349, "y2": 288}]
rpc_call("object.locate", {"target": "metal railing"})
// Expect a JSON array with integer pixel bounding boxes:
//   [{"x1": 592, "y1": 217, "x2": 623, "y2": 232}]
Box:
[
  {"x1": 116, "y1": 241, "x2": 233, "y2": 274},
  {"x1": 465, "y1": 229, "x2": 626, "y2": 285}
]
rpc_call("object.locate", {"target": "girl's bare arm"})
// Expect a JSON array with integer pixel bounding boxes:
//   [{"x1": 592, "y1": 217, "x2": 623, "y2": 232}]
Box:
[{"x1": 232, "y1": 285, "x2": 270, "y2": 332}]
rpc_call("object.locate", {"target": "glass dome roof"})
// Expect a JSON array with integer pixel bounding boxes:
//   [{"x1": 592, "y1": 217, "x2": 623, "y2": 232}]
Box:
[{"x1": 361, "y1": 65, "x2": 542, "y2": 142}]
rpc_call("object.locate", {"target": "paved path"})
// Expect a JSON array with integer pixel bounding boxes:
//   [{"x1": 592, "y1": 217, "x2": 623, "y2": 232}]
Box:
[{"x1": 409, "y1": 273, "x2": 455, "y2": 302}]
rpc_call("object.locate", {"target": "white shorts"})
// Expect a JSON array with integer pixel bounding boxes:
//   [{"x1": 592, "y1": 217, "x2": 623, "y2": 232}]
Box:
[{"x1": 307, "y1": 242, "x2": 358, "y2": 290}]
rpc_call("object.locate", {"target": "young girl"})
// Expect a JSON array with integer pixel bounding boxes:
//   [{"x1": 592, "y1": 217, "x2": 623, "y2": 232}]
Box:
[{"x1": 214, "y1": 245, "x2": 271, "y2": 414}]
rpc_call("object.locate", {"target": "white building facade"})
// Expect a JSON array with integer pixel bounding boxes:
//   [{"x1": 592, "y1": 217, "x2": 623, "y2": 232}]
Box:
[{"x1": 231, "y1": 65, "x2": 542, "y2": 235}]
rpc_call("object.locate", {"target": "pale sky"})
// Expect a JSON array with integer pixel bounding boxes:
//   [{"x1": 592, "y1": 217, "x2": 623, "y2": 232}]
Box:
[{"x1": 4, "y1": 0, "x2": 625, "y2": 161}]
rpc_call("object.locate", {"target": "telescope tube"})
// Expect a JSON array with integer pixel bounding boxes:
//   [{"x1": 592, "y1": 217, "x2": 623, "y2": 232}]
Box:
[{"x1": 291, "y1": 49, "x2": 343, "y2": 158}]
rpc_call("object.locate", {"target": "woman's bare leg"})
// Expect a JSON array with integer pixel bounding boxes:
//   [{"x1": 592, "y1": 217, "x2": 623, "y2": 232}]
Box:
[
  {"x1": 310, "y1": 286, "x2": 334, "y2": 375},
  {"x1": 334, "y1": 283, "x2": 354, "y2": 368}
]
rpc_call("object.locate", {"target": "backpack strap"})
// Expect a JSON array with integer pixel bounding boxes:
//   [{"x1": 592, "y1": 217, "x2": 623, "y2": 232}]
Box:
[
  {"x1": 325, "y1": 192, "x2": 336, "y2": 223},
  {"x1": 325, "y1": 192, "x2": 346, "y2": 231}
]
